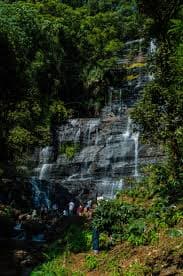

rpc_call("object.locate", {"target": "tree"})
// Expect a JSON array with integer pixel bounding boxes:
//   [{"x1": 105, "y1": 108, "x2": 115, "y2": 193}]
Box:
[
  {"x1": 0, "y1": 1, "x2": 67, "y2": 173},
  {"x1": 0, "y1": 0, "x2": 141, "y2": 174},
  {"x1": 132, "y1": 1, "x2": 183, "y2": 178}
]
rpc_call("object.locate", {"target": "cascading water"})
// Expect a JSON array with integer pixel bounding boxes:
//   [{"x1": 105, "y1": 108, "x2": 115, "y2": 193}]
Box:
[
  {"x1": 30, "y1": 39, "x2": 159, "y2": 205},
  {"x1": 149, "y1": 39, "x2": 156, "y2": 54},
  {"x1": 132, "y1": 132, "x2": 139, "y2": 177},
  {"x1": 31, "y1": 177, "x2": 51, "y2": 209},
  {"x1": 123, "y1": 117, "x2": 132, "y2": 140},
  {"x1": 148, "y1": 39, "x2": 156, "y2": 81},
  {"x1": 31, "y1": 146, "x2": 53, "y2": 209}
]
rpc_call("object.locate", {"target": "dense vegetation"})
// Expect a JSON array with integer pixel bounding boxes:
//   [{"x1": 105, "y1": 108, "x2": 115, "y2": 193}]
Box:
[
  {"x1": 132, "y1": 0, "x2": 183, "y2": 183},
  {"x1": 0, "y1": 0, "x2": 141, "y2": 176},
  {"x1": 0, "y1": 0, "x2": 182, "y2": 275},
  {"x1": 32, "y1": 176, "x2": 183, "y2": 275}
]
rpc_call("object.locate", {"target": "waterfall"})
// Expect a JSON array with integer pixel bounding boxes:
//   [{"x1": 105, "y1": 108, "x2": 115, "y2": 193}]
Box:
[
  {"x1": 99, "y1": 178, "x2": 124, "y2": 199},
  {"x1": 87, "y1": 123, "x2": 92, "y2": 146},
  {"x1": 132, "y1": 132, "x2": 139, "y2": 177},
  {"x1": 39, "y1": 164, "x2": 53, "y2": 181},
  {"x1": 95, "y1": 127, "x2": 99, "y2": 145},
  {"x1": 83, "y1": 119, "x2": 100, "y2": 146},
  {"x1": 74, "y1": 128, "x2": 81, "y2": 144},
  {"x1": 31, "y1": 177, "x2": 51, "y2": 209},
  {"x1": 119, "y1": 88, "x2": 122, "y2": 114},
  {"x1": 123, "y1": 117, "x2": 132, "y2": 140},
  {"x1": 109, "y1": 87, "x2": 113, "y2": 112},
  {"x1": 39, "y1": 146, "x2": 52, "y2": 164},
  {"x1": 31, "y1": 146, "x2": 53, "y2": 208},
  {"x1": 148, "y1": 73, "x2": 154, "y2": 81},
  {"x1": 30, "y1": 38, "x2": 155, "y2": 204},
  {"x1": 148, "y1": 39, "x2": 156, "y2": 81},
  {"x1": 111, "y1": 178, "x2": 124, "y2": 199},
  {"x1": 149, "y1": 39, "x2": 156, "y2": 54}
]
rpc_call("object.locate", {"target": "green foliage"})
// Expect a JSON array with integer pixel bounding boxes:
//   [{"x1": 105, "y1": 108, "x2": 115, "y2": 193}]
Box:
[
  {"x1": 136, "y1": 0, "x2": 181, "y2": 38},
  {"x1": 106, "y1": 257, "x2": 120, "y2": 275},
  {"x1": 93, "y1": 164, "x2": 183, "y2": 246},
  {"x1": 132, "y1": 1, "x2": 183, "y2": 178},
  {"x1": 124, "y1": 261, "x2": 150, "y2": 276},
  {"x1": 133, "y1": 164, "x2": 183, "y2": 203},
  {"x1": 31, "y1": 259, "x2": 84, "y2": 276},
  {"x1": 167, "y1": 228, "x2": 183, "y2": 238},
  {"x1": 59, "y1": 142, "x2": 80, "y2": 160},
  {"x1": 8, "y1": 126, "x2": 34, "y2": 154},
  {"x1": 65, "y1": 146, "x2": 77, "y2": 160},
  {"x1": 85, "y1": 255, "x2": 98, "y2": 271},
  {"x1": 49, "y1": 100, "x2": 68, "y2": 125},
  {"x1": 125, "y1": 219, "x2": 158, "y2": 246},
  {"x1": 31, "y1": 261, "x2": 70, "y2": 276},
  {"x1": 0, "y1": 0, "x2": 141, "y2": 174},
  {"x1": 2, "y1": 206, "x2": 13, "y2": 217},
  {"x1": 93, "y1": 200, "x2": 145, "y2": 235},
  {"x1": 99, "y1": 233, "x2": 112, "y2": 250},
  {"x1": 31, "y1": 223, "x2": 89, "y2": 275},
  {"x1": 0, "y1": 0, "x2": 68, "y2": 172},
  {"x1": 64, "y1": 225, "x2": 92, "y2": 253}
]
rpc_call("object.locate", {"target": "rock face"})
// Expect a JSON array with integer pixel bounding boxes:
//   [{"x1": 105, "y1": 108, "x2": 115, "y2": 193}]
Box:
[{"x1": 30, "y1": 39, "x2": 161, "y2": 207}]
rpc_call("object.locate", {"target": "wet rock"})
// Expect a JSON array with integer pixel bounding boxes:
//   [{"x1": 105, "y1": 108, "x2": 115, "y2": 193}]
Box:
[{"x1": 28, "y1": 39, "x2": 162, "y2": 206}]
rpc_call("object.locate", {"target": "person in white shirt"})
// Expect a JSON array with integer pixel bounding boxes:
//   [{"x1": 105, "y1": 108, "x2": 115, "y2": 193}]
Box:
[
  {"x1": 68, "y1": 200, "x2": 75, "y2": 216},
  {"x1": 63, "y1": 209, "x2": 68, "y2": 216}
]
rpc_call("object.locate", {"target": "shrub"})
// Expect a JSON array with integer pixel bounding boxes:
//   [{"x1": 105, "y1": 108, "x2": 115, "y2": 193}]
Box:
[
  {"x1": 125, "y1": 219, "x2": 158, "y2": 245},
  {"x1": 93, "y1": 200, "x2": 146, "y2": 237},
  {"x1": 85, "y1": 255, "x2": 98, "y2": 271},
  {"x1": 124, "y1": 262, "x2": 150, "y2": 276},
  {"x1": 64, "y1": 225, "x2": 92, "y2": 253},
  {"x1": 31, "y1": 259, "x2": 70, "y2": 276},
  {"x1": 59, "y1": 142, "x2": 80, "y2": 160}
]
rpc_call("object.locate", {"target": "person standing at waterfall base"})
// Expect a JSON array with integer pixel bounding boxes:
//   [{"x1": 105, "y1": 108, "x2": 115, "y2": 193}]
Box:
[
  {"x1": 76, "y1": 204, "x2": 84, "y2": 216},
  {"x1": 92, "y1": 227, "x2": 99, "y2": 254},
  {"x1": 68, "y1": 200, "x2": 75, "y2": 216}
]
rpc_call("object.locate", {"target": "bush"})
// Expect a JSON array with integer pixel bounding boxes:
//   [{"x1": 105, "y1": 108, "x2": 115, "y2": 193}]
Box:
[
  {"x1": 85, "y1": 255, "x2": 98, "y2": 271},
  {"x1": 124, "y1": 262, "x2": 150, "y2": 276},
  {"x1": 92, "y1": 169, "x2": 183, "y2": 246},
  {"x1": 59, "y1": 142, "x2": 80, "y2": 160},
  {"x1": 64, "y1": 225, "x2": 92, "y2": 253},
  {"x1": 125, "y1": 219, "x2": 158, "y2": 246},
  {"x1": 93, "y1": 200, "x2": 145, "y2": 235},
  {"x1": 31, "y1": 259, "x2": 70, "y2": 276}
]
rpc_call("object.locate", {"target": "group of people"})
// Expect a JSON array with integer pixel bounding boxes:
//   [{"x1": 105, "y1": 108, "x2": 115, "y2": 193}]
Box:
[
  {"x1": 29, "y1": 199, "x2": 95, "y2": 221},
  {"x1": 63, "y1": 199, "x2": 94, "y2": 219},
  {"x1": 66, "y1": 199, "x2": 100, "y2": 254},
  {"x1": 13, "y1": 198, "x2": 100, "y2": 253}
]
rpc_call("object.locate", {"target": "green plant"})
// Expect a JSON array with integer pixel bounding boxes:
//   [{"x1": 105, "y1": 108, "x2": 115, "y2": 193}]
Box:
[
  {"x1": 65, "y1": 225, "x2": 92, "y2": 253},
  {"x1": 99, "y1": 233, "x2": 112, "y2": 249},
  {"x1": 124, "y1": 218, "x2": 158, "y2": 246},
  {"x1": 31, "y1": 259, "x2": 70, "y2": 276},
  {"x1": 107, "y1": 258, "x2": 121, "y2": 275},
  {"x1": 72, "y1": 272, "x2": 85, "y2": 276},
  {"x1": 93, "y1": 199, "x2": 146, "y2": 236},
  {"x1": 124, "y1": 262, "x2": 150, "y2": 276},
  {"x1": 85, "y1": 255, "x2": 98, "y2": 271},
  {"x1": 59, "y1": 142, "x2": 80, "y2": 160},
  {"x1": 3, "y1": 207, "x2": 13, "y2": 217},
  {"x1": 167, "y1": 228, "x2": 183, "y2": 237}
]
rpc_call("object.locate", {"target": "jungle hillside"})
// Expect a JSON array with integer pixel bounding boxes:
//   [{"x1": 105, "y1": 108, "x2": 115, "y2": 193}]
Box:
[{"x1": 0, "y1": 0, "x2": 182, "y2": 275}]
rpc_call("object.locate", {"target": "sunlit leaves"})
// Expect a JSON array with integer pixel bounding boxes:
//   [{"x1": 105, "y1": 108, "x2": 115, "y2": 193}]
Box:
[
  {"x1": 8, "y1": 126, "x2": 34, "y2": 152},
  {"x1": 132, "y1": 1, "x2": 183, "y2": 175}
]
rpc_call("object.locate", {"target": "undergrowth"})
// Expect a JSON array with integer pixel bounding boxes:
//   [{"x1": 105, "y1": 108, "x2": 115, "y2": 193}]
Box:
[{"x1": 31, "y1": 164, "x2": 183, "y2": 275}]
